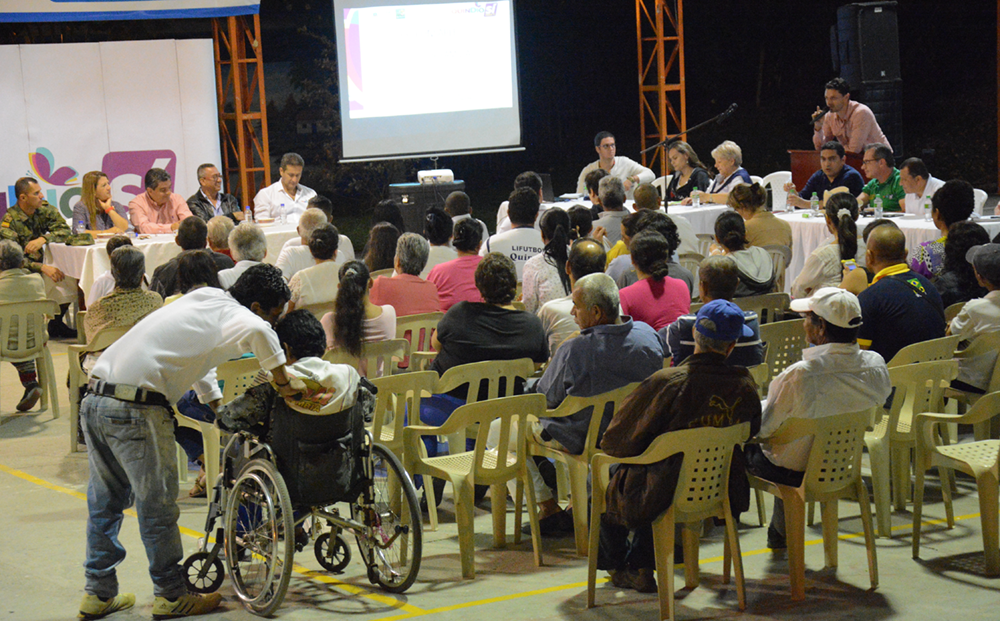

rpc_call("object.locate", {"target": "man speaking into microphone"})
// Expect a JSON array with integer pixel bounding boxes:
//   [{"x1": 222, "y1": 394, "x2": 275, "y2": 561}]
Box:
[{"x1": 811, "y1": 77, "x2": 891, "y2": 154}]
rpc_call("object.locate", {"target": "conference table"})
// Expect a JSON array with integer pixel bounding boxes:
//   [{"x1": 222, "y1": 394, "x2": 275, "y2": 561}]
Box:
[
  {"x1": 546, "y1": 199, "x2": 729, "y2": 237},
  {"x1": 45, "y1": 223, "x2": 300, "y2": 297}
]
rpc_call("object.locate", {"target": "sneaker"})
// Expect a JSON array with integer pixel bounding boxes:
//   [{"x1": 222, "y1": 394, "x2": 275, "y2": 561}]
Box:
[
  {"x1": 16, "y1": 384, "x2": 42, "y2": 412},
  {"x1": 78, "y1": 593, "x2": 135, "y2": 619},
  {"x1": 608, "y1": 568, "x2": 657, "y2": 593},
  {"x1": 152, "y1": 592, "x2": 222, "y2": 619},
  {"x1": 767, "y1": 524, "x2": 787, "y2": 550}
]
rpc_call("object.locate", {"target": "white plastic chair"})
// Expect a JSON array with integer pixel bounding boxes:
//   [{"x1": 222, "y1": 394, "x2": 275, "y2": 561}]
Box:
[
  {"x1": 761, "y1": 171, "x2": 792, "y2": 211},
  {"x1": 652, "y1": 175, "x2": 673, "y2": 200},
  {"x1": 973, "y1": 188, "x2": 988, "y2": 216},
  {"x1": 323, "y1": 338, "x2": 409, "y2": 378},
  {"x1": 734, "y1": 291, "x2": 789, "y2": 325},
  {"x1": 759, "y1": 318, "x2": 808, "y2": 396},
  {"x1": 886, "y1": 335, "x2": 960, "y2": 368},
  {"x1": 0, "y1": 300, "x2": 61, "y2": 417},
  {"x1": 749, "y1": 175, "x2": 763, "y2": 186},
  {"x1": 68, "y1": 325, "x2": 130, "y2": 452}
]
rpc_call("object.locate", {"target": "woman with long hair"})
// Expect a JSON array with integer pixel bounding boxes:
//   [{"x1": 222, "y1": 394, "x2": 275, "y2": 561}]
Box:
[
  {"x1": 71, "y1": 171, "x2": 130, "y2": 234},
  {"x1": 663, "y1": 141, "x2": 712, "y2": 201},
  {"x1": 321, "y1": 260, "x2": 396, "y2": 355},
  {"x1": 363, "y1": 222, "x2": 400, "y2": 273},
  {"x1": 618, "y1": 229, "x2": 691, "y2": 330},
  {"x1": 933, "y1": 220, "x2": 990, "y2": 308},
  {"x1": 791, "y1": 192, "x2": 864, "y2": 299},
  {"x1": 521, "y1": 208, "x2": 572, "y2": 313}
]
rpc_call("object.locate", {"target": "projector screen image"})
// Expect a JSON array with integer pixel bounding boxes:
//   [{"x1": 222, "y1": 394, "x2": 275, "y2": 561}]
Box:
[{"x1": 334, "y1": 0, "x2": 522, "y2": 161}]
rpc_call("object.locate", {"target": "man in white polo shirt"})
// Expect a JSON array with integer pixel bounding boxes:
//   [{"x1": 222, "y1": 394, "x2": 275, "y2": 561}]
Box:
[
  {"x1": 480, "y1": 187, "x2": 544, "y2": 281},
  {"x1": 899, "y1": 157, "x2": 945, "y2": 216},
  {"x1": 252, "y1": 152, "x2": 317, "y2": 223}
]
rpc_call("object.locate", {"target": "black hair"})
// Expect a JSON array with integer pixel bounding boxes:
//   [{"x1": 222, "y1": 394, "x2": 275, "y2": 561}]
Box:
[
  {"x1": 584, "y1": 169, "x2": 608, "y2": 197},
  {"x1": 364, "y1": 222, "x2": 400, "y2": 272},
  {"x1": 513, "y1": 171, "x2": 543, "y2": 194},
  {"x1": 307, "y1": 195, "x2": 334, "y2": 220},
  {"x1": 424, "y1": 207, "x2": 453, "y2": 245},
  {"x1": 176, "y1": 250, "x2": 221, "y2": 294},
  {"x1": 635, "y1": 210, "x2": 681, "y2": 256},
  {"x1": 622, "y1": 211, "x2": 644, "y2": 239},
  {"x1": 825, "y1": 77, "x2": 850, "y2": 96},
  {"x1": 275, "y1": 309, "x2": 326, "y2": 361},
  {"x1": 475, "y1": 253, "x2": 517, "y2": 305},
  {"x1": 714, "y1": 211, "x2": 749, "y2": 252},
  {"x1": 820, "y1": 140, "x2": 846, "y2": 159},
  {"x1": 900, "y1": 158, "x2": 929, "y2": 180},
  {"x1": 932, "y1": 179, "x2": 975, "y2": 227},
  {"x1": 567, "y1": 238, "x2": 607, "y2": 281},
  {"x1": 507, "y1": 187, "x2": 540, "y2": 226},
  {"x1": 630, "y1": 229, "x2": 671, "y2": 280},
  {"x1": 444, "y1": 191, "x2": 471, "y2": 216},
  {"x1": 105, "y1": 234, "x2": 133, "y2": 255},
  {"x1": 333, "y1": 261, "x2": 370, "y2": 357},
  {"x1": 144, "y1": 167, "x2": 170, "y2": 189},
  {"x1": 308, "y1": 223, "x2": 340, "y2": 260},
  {"x1": 538, "y1": 209, "x2": 571, "y2": 295},
  {"x1": 230, "y1": 263, "x2": 291, "y2": 312},
  {"x1": 177, "y1": 216, "x2": 208, "y2": 251},
  {"x1": 567, "y1": 204, "x2": 593, "y2": 238},
  {"x1": 452, "y1": 218, "x2": 483, "y2": 253},
  {"x1": 594, "y1": 131, "x2": 614, "y2": 147},
  {"x1": 806, "y1": 311, "x2": 859, "y2": 344},
  {"x1": 824, "y1": 193, "x2": 859, "y2": 261},
  {"x1": 943, "y1": 221, "x2": 991, "y2": 286},
  {"x1": 373, "y1": 199, "x2": 405, "y2": 232}
]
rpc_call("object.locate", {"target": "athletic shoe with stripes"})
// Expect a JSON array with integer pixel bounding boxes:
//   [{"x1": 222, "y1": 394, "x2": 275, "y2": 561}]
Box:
[
  {"x1": 78, "y1": 593, "x2": 135, "y2": 619},
  {"x1": 152, "y1": 592, "x2": 222, "y2": 619}
]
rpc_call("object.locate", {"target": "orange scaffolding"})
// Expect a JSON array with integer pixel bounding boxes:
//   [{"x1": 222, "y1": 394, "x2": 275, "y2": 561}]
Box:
[{"x1": 636, "y1": 0, "x2": 686, "y2": 178}]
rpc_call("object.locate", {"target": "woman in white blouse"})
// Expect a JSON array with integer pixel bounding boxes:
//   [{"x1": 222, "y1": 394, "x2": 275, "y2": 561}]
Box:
[
  {"x1": 520, "y1": 208, "x2": 572, "y2": 314},
  {"x1": 685, "y1": 140, "x2": 753, "y2": 205},
  {"x1": 791, "y1": 193, "x2": 865, "y2": 299}
]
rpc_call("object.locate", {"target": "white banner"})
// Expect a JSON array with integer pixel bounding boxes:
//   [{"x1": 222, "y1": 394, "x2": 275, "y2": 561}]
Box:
[
  {"x1": 0, "y1": 40, "x2": 223, "y2": 219},
  {"x1": 0, "y1": 1, "x2": 259, "y2": 22}
]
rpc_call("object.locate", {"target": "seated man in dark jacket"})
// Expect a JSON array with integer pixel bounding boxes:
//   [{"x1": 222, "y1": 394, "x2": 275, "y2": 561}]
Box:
[{"x1": 596, "y1": 300, "x2": 761, "y2": 592}]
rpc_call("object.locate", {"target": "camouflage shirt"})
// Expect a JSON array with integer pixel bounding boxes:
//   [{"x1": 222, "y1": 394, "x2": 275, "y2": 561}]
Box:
[{"x1": 0, "y1": 202, "x2": 71, "y2": 272}]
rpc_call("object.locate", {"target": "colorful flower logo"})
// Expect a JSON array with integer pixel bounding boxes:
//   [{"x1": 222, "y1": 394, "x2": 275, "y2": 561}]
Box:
[{"x1": 28, "y1": 147, "x2": 78, "y2": 186}]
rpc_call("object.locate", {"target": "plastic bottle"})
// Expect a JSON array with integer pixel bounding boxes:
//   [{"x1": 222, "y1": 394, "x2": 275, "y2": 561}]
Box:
[
  {"x1": 76, "y1": 220, "x2": 87, "y2": 234},
  {"x1": 278, "y1": 202, "x2": 287, "y2": 224},
  {"x1": 874, "y1": 195, "x2": 883, "y2": 220},
  {"x1": 810, "y1": 192, "x2": 819, "y2": 216},
  {"x1": 923, "y1": 198, "x2": 932, "y2": 222},
  {"x1": 244, "y1": 206, "x2": 253, "y2": 223},
  {"x1": 691, "y1": 187, "x2": 700, "y2": 207}
]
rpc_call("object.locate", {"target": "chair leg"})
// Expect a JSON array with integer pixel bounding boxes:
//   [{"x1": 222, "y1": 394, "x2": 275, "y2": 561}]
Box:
[
  {"x1": 940, "y1": 465, "x2": 955, "y2": 529},
  {"x1": 424, "y1": 475, "x2": 440, "y2": 532},
  {"x1": 513, "y1": 479, "x2": 523, "y2": 545},
  {"x1": 722, "y1": 510, "x2": 747, "y2": 611},
  {"x1": 784, "y1": 491, "x2": 807, "y2": 601},
  {"x1": 755, "y1": 488, "x2": 767, "y2": 527},
  {"x1": 492, "y1": 483, "x2": 507, "y2": 548},
  {"x1": 892, "y1": 446, "x2": 910, "y2": 512},
  {"x1": 807, "y1": 501, "x2": 816, "y2": 527},
  {"x1": 977, "y1": 474, "x2": 1000, "y2": 577},
  {"x1": 856, "y1": 478, "x2": 879, "y2": 590},
  {"x1": 44, "y1": 349, "x2": 60, "y2": 418},
  {"x1": 454, "y1": 480, "x2": 477, "y2": 579},
  {"x1": 820, "y1": 500, "x2": 839, "y2": 569},
  {"x1": 868, "y1": 440, "x2": 892, "y2": 538},
  {"x1": 681, "y1": 522, "x2": 700, "y2": 589},
  {"x1": 568, "y1": 463, "x2": 590, "y2": 556},
  {"x1": 586, "y1": 501, "x2": 603, "y2": 609},
  {"x1": 523, "y1": 470, "x2": 543, "y2": 568},
  {"x1": 652, "y1": 510, "x2": 676, "y2": 621},
  {"x1": 912, "y1": 463, "x2": 926, "y2": 560}
]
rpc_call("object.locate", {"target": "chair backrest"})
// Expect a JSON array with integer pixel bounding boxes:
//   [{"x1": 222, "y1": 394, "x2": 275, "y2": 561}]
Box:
[
  {"x1": 954, "y1": 331, "x2": 1000, "y2": 393},
  {"x1": 944, "y1": 302, "x2": 965, "y2": 325},
  {"x1": 694, "y1": 234, "x2": 714, "y2": 257},
  {"x1": 652, "y1": 175, "x2": 673, "y2": 199},
  {"x1": 762, "y1": 246, "x2": 792, "y2": 294},
  {"x1": 888, "y1": 359, "x2": 958, "y2": 424},
  {"x1": 547, "y1": 383, "x2": 639, "y2": 459},
  {"x1": 0, "y1": 299, "x2": 60, "y2": 361},
  {"x1": 323, "y1": 338, "x2": 409, "y2": 378},
  {"x1": 760, "y1": 318, "x2": 807, "y2": 387},
  {"x1": 760, "y1": 171, "x2": 791, "y2": 210},
  {"x1": 749, "y1": 175, "x2": 763, "y2": 186},
  {"x1": 217, "y1": 357, "x2": 265, "y2": 405},
  {"x1": 68, "y1": 325, "x2": 131, "y2": 384},
  {"x1": 396, "y1": 311, "x2": 443, "y2": 354},
  {"x1": 973, "y1": 188, "x2": 988, "y2": 216},
  {"x1": 434, "y1": 358, "x2": 536, "y2": 405},
  {"x1": 678, "y1": 252, "x2": 704, "y2": 292},
  {"x1": 887, "y1": 335, "x2": 961, "y2": 368},
  {"x1": 747, "y1": 362, "x2": 769, "y2": 397},
  {"x1": 462, "y1": 393, "x2": 546, "y2": 483},
  {"x1": 734, "y1": 291, "x2": 789, "y2": 325},
  {"x1": 370, "y1": 268, "x2": 394, "y2": 279},
  {"x1": 368, "y1": 371, "x2": 438, "y2": 447},
  {"x1": 298, "y1": 300, "x2": 336, "y2": 321}
]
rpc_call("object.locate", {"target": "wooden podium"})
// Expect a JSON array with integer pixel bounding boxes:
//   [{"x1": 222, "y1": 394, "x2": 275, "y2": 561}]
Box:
[{"x1": 788, "y1": 150, "x2": 867, "y2": 189}]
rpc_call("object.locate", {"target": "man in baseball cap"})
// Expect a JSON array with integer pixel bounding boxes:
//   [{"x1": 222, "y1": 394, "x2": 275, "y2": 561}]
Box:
[
  {"x1": 967, "y1": 243, "x2": 1000, "y2": 288},
  {"x1": 946, "y1": 244, "x2": 1000, "y2": 392},
  {"x1": 746, "y1": 287, "x2": 891, "y2": 549}
]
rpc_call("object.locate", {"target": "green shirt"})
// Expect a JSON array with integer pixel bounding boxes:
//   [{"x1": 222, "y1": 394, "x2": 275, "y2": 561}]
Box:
[
  {"x1": 0, "y1": 202, "x2": 70, "y2": 272},
  {"x1": 862, "y1": 168, "x2": 905, "y2": 212}
]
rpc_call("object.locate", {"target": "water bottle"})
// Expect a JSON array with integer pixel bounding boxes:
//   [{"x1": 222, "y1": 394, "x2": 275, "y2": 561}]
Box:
[
  {"x1": 244, "y1": 206, "x2": 253, "y2": 223},
  {"x1": 810, "y1": 192, "x2": 820, "y2": 216},
  {"x1": 76, "y1": 219, "x2": 87, "y2": 234},
  {"x1": 278, "y1": 203, "x2": 287, "y2": 224},
  {"x1": 874, "y1": 195, "x2": 883, "y2": 220},
  {"x1": 923, "y1": 198, "x2": 932, "y2": 222},
  {"x1": 691, "y1": 187, "x2": 700, "y2": 207}
]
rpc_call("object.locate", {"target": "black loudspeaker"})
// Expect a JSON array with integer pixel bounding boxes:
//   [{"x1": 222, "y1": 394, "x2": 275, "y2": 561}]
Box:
[{"x1": 389, "y1": 181, "x2": 466, "y2": 234}]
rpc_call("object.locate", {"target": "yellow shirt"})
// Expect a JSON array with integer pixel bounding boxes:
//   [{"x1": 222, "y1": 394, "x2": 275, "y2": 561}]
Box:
[{"x1": 606, "y1": 240, "x2": 629, "y2": 267}]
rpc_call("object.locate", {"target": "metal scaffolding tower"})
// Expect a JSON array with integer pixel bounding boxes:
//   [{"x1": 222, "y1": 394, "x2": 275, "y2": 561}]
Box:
[{"x1": 636, "y1": 0, "x2": 686, "y2": 178}]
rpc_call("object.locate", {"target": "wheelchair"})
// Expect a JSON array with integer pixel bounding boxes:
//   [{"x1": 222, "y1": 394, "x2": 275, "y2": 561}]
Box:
[{"x1": 181, "y1": 385, "x2": 422, "y2": 617}]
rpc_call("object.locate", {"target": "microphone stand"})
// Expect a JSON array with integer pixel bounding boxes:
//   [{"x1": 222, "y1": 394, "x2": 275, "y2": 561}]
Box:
[{"x1": 641, "y1": 105, "x2": 737, "y2": 154}]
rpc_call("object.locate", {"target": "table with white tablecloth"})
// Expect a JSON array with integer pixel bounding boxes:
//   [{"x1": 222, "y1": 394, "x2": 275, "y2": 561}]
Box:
[
  {"x1": 45, "y1": 223, "x2": 299, "y2": 297},
  {"x1": 663, "y1": 203, "x2": 731, "y2": 237}
]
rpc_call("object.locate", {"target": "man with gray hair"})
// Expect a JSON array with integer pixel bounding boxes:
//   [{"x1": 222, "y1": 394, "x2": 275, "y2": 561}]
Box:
[
  {"x1": 186, "y1": 163, "x2": 243, "y2": 222},
  {"x1": 217, "y1": 222, "x2": 268, "y2": 289},
  {"x1": 593, "y1": 176, "x2": 629, "y2": 246},
  {"x1": 0, "y1": 239, "x2": 48, "y2": 411},
  {"x1": 370, "y1": 232, "x2": 441, "y2": 315},
  {"x1": 275, "y1": 207, "x2": 329, "y2": 279},
  {"x1": 252, "y1": 152, "x2": 317, "y2": 222},
  {"x1": 206, "y1": 215, "x2": 235, "y2": 260}
]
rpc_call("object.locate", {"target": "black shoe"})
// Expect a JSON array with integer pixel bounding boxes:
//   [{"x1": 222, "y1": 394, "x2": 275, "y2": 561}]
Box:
[
  {"x1": 522, "y1": 509, "x2": 574, "y2": 537},
  {"x1": 47, "y1": 319, "x2": 77, "y2": 339},
  {"x1": 16, "y1": 384, "x2": 42, "y2": 412},
  {"x1": 419, "y1": 477, "x2": 447, "y2": 512},
  {"x1": 767, "y1": 525, "x2": 786, "y2": 549}
]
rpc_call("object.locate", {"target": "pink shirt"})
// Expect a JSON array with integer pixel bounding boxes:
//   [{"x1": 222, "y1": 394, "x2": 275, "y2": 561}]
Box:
[
  {"x1": 812, "y1": 100, "x2": 891, "y2": 154},
  {"x1": 427, "y1": 254, "x2": 483, "y2": 311},
  {"x1": 128, "y1": 192, "x2": 194, "y2": 234},
  {"x1": 619, "y1": 276, "x2": 690, "y2": 331},
  {"x1": 369, "y1": 273, "x2": 442, "y2": 317}
]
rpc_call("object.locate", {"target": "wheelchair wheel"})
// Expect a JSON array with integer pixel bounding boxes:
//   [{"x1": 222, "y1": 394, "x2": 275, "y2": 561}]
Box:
[
  {"x1": 351, "y1": 443, "x2": 422, "y2": 593},
  {"x1": 182, "y1": 552, "x2": 225, "y2": 594},
  {"x1": 224, "y1": 458, "x2": 295, "y2": 617},
  {"x1": 314, "y1": 532, "x2": 352, "y2": 573}
]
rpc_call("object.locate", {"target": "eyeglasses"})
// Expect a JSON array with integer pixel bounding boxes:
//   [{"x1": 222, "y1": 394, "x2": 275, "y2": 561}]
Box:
[{"x1": 201, "y1": 174, "x2": 223, "y2": 180}]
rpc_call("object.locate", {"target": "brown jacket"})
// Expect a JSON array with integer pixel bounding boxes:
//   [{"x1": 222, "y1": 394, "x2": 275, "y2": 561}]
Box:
[{"x1": 601, "y1": 352, "x2": 761, "y2": 528}]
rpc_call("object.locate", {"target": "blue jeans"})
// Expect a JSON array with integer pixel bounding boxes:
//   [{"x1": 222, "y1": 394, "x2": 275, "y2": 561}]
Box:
[
  {"x1": 173, "y1": 390, "x2": 216, "y2": 464},
  {"x1": 81, "y1": 394, "x2": 186, "y2": 599}
]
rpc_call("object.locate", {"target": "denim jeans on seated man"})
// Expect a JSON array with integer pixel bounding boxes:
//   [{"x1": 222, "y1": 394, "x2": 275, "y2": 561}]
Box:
[
  {"x1": 81, "y1": 395, "x2": 187, "y2": 600},
  {"x1": 173, "y1": 389, "x2": 216, "y2": 465}
]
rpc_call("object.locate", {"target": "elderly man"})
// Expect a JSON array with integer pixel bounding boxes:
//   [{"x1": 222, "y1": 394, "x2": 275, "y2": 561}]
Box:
[
  {"x1": 128, "y1": 168, "x2": 194, "y2": 234},
  {"x1": 899, "y1": 157, "x2": 945, "y2": 216},
  {"x1": 538, "y1": 238, "x2": 608, "y2": 354},
  {"x1": 444, "y1": 191, "x2": 489, "y2": 243},
  {"x1": 596, "y1": 299, "x2": 761, "y2": 591},
  {"x1": 576, "y1": 131, "x2": 654, "y2": 198},
  {"x1": 593, "y1": 176, "x2": 629, "y2": 246},
  {"x1": 206, "y1": 215, "x2": 235, "y2": 260},
  {"x1": 858, "y1": 225, "x2": 945, "y2": 362},
  {"x1": 252, "y1": 152, "x2": 317, "y2": 223},
  {"x1": 186, "y1": 163, "x2": 243, "y2": 222},
  {"x1": 811, "y1": 77, "x2": 891, "y2": 154},
  {"x1": 746, "y1": 288, "x2": 891, "y2": 548},
  {"x1": 783, "y1": 141, "x2": 865, "y2": 209},
  {"x1": 858, "y1": 143, "x2": 905, "y2": 211},
  {"x1": 149, "y1": 217, "x2": 234, "y2": 298},
  {"x1": 0, "y1": 240, "x2": 49, "y2": 411},
  {"x1": 947, "y1": 243, "x2": 1000, "y2": 392},
  {"x1": 665, "y1": 255, "x2": 764, "y2": 366},
  {"x1": 275, "y1": 208, "x2": 330, "y2": 279},
  {"x1": 481, "y1": 188, "x2": 545, "y2": 281},
  {"x1": 369, "y1": 233, "x2": 441, "y2": 315},
  {"x1": 217, "y1": 222, "x2": 268, "y2": 290}
]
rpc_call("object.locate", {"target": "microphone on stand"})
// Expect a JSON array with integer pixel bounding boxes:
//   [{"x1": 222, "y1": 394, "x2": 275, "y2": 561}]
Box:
[{"x1": 716, "y1": 103, "x2": 738, "y2": 124}]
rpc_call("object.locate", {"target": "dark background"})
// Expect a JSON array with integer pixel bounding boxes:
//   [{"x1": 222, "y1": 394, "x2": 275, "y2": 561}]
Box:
[{"x1": 2, "y1": 0, "x2": 996, "y2": 238}]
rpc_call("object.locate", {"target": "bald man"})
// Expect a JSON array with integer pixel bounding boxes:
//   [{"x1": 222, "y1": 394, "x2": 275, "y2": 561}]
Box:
[{"x1": 856, "y1": 225, "x2": 945, "y2": 361}]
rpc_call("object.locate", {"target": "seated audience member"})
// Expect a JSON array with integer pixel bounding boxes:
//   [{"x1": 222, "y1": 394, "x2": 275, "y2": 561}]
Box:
[
  {"x1": 637, "y1": 183, "x2": 698, "y2": 255},
  {"x1": 322, "y1": 260, "x2": 397, "y2": 352},
  {"x1": 497, "y1": 171, "x2": 546, "y2": 233},
  {"x1": 730, "y1": 182, "x2": 792, "y2": 249},
  {"x1": 614, "y1": 210, "x2": 695, "y2": 292},
  {"x1": 900, "y1": 157, "x2": 945, "y2": 216},
  {"x1": 128, "y1": 168, "x2": 194, "y2": 234},
  {"x1": 371, "y1": 199, "x2": 406, "y2": 234},
  {"x1": 618, "y1": 230, "x2": 690, "y2": 330},
  {"x1": 858, "y1": 143, "x2": 905, "y2": 211},
  {"x1": 597, "y1": 300, "x2": 761, "y2": 590},
  {"x1": 567, "y1": 204, "x2": 595, "y2": 239},
  {"x1": 444, "y1": 191, "x2": 489, "y2": 243},
  {"x1": 909, "y1": 179, "x2": 976, "y2": 278},
  {"x1": 72, "y1": 170, "x2": 130, "y2": 234},
  {"x1": 0, "y1": 240, "x2": 49, "y2": 411},
  {"x1": 149, "y1": 216, "x2": 233, "y2": 298},
  {"x1": 593, "y1": 176, "x2": 629, "y2": 246},
  {"x1": 840, "y1": 218, "x2": 901, "y2": 295},
  {"x1": 217, "y1": 222, "x2": 267, "y2": 290},
  {"x1": 665, "y1": 255, "x2": 764, "y2": 367},
  {"x1": 84, "y1": 246, "x2": 163, "y2": 339},
  {"x1": 663, "y1": 141, "x2": 711, "y2": 201},
  {"x1": 712, "y1": 211, "x2": 775, "y2": 297},
  {"x1": 783, "y1": 141, "x2": 864, "y2": 209},
  {"x1": 605, "y1": 211, "x2": 643, "y2": 273},
  {"x1": 86, "y1": 235, "x2": 136, "y2": 306},
  {"x1": 186, "y1": 163, "x2": 242, "y2": 223},
  {"x1": 746, "y1": 288, "x2": 891, "y2": 549},
  {"x1": 252, "y1": 152, "x2": 316, "y2": 222},
  {"x1": 287, "y1": 224, "x2": 341, "y2": 313},
  {"x1": 947, "y1": 243, "x2": 1000, "y2": 393},
  {"x1": 538, "y1": 238, "x2": 608, "y2": 354},
  {"x1": 306, "y1": 195, "x2": 356, "y2": 260},
  {"x1": 363, "y1": 222, "x2": 401, "y2": 273},
  {"x1": 493, "y1": 273, "x2": 663, "y2": 536},
  {"x1": 206, "y1": 215, "x2": 235, "y2": 260},
  {"x1": 275, "y1": 208, "x2": 329, "y2": 279},
  {"x1": 934, "y1": 221, "x2": 990, "y2": 308},
  {"x1": 421, "y1": 208, "x2": 457, "y2": 278},
  {"x1": 481, "y1": 187, "x2": 545, "y2": 281},
  {"x1": 584, "y1": 168, "x2": 608, "y2": 220},
  {"x1": 858, "y1": 225, "x2": 945, "y2": 361},
  {"x1": 522, "y1": 209, "x2": 572, "y2": 314},
  {"x1": 576, "y1": 130, "x2": 654, "y2": 200},
  {"x1": 791, "y1": 193, "x2": 863, "y2": 299},
  {"x1": 370, "y1": 232, "x2": 441, "y2": 316},
  {"x1": 427, "y1": 218, "x2": 484, "y2": 311},
  {"x1": 685, "y1": 140, "x2": 752, "y2": 205}
]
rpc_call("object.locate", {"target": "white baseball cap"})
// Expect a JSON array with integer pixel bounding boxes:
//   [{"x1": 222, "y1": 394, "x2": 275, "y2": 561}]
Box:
[{"x1": 789, "y1": 287, "x2": 863, "y2": 329}]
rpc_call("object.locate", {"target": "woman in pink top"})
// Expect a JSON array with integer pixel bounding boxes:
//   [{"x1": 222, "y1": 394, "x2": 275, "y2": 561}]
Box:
[
  {"x1": 618, "y1": 229, "x2": 690, "y2": 330},
  {"x1": 322, "y1": 260, "x2": 397, "y2": 351},
  {"x1": 427, "y1": 218, "x2": 484, "y2": 311}
]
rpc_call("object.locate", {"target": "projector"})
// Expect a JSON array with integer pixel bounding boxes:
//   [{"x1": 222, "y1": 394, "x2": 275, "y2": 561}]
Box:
[{"x1": 417, "y1": 169, "x2": 455, "y2": 184}]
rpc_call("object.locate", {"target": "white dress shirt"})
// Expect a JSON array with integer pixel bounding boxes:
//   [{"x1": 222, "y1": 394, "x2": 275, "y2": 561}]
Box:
[
  {"x1": 903, "y1": 176, "x2": 946, "y2": 216},
  {"x1": 252, "y1": 181, "x2": 317, "y2": 222},
  {"x1": 950, "y1": 290, "x2": 1000, "y2": 389},
  {"x1": 537, "y1": 295, "x2": 577, "y2": 356},
  {"x1": 218, "y1": 260, "x2": 262, "y2": 290}
]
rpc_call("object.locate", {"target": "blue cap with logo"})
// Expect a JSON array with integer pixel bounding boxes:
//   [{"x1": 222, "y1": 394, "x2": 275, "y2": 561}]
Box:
[{"x1": 694, "y1": 299, "x2": 753, "y2": 341}]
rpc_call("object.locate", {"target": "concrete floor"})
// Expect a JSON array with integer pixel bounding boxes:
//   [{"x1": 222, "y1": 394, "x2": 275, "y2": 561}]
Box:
[{"x1": 2, "y1": 338, "x2": 999, "y2": 621}]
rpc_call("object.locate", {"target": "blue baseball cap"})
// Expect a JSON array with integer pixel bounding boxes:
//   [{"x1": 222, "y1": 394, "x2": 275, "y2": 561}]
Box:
[{"x1": 694, "y1": 299, "x2": 754, "y2": 341}]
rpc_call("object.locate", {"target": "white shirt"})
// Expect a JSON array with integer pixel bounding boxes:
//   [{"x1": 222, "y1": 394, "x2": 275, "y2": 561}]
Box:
[
  {"x1": 420, "y1": 244, "x2": 458, "y2": 279},
  {"x1": 87, "y1": 271, "x2": 115, "y2": 306},
  {"x1": 668, "y1": 212, "x2": 699, "y2": 256},
  {"x1": 537, "y1": 295, "x2": 577, "y2": 356},
  {"x1": 903, "y1": 176, "x2": 946, "y2": 216},
  {"x1": 91, "y1": 287, "x2": 285, "y2": 404},
  {"x1": 276, "y1": 236, "x2": 356, "y2": 280},
  {"x1": 760, "y1": 342, "x2": 891, "y2": 471},
  {"x1": 218, "y1": 260, "x2": 262, "y2": 290},
  {"x1": 496, "y1": 201, "x2": 548, "y2": 235},
  {"x1": 252, "y1": 181, "x2": 317, "y2": 222},
  {"x1": 575, "y1": 155, "x2": 655, "y2": 197},
  {"x1": 480, "y1": 226, "x2": 545, "y2": 281},
  {"x1": 791, "y1": 241, "x2": 866, "y2": 300},
  {"x1": 950, "y1": 290, "x2": 1000, "y2": 390},
  {"x1": 289, "y1": 260, "x2": 340, "y2": 308}
]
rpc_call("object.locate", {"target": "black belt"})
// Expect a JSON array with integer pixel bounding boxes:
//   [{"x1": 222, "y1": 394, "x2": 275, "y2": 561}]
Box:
[{"x1": 87, "y1": 379, "x2": 171, "y2": 407}]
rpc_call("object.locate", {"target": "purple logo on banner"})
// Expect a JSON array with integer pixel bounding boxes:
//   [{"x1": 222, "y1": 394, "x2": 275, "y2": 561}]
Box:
[{"x1": 102, "y1": 150, "x2": 177, "y2": 198}]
